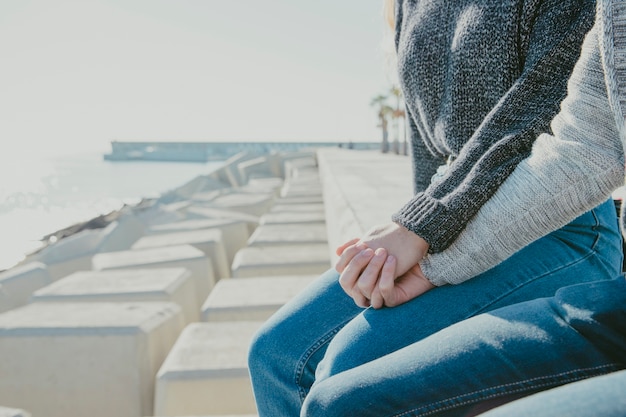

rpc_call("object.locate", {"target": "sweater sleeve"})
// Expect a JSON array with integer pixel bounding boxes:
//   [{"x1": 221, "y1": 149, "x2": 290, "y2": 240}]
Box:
[
  {"x1": 421, "y1": 24, "x2": 626, "y2": 286},
  {"x1": 392, "y1": 0, "x2": 597, "y2": 253}
]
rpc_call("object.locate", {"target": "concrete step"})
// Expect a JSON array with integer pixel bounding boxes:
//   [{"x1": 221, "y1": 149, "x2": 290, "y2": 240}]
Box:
[
  {"x1": 92, "y1": 244, "x2": 214, "y2": 308},
  {"x1": 0, "y1": 302, "x2": 184, "y2": 417},
  {"x1": 0, "y1": 262, "x2": 51, "y2": 313},
  {"x1": 259, "y1": 211, "x2": 326, "y2": 225},
  {"x1": 145, "y1": 218, "x2": 250, "y2": 265},
  {"x1": 132, "y1": 229, "x2": 230, "y2": 281},
  {"x1": 247, "y1": 223, "x2": 328, "y2": 247},
  {"x1": 31, "y1": 268, "x2": 200, "y2": 323},
  {"x1": 201, "y1": 275, "x2": 317, "y2": 322},
  {"x1": 154, "y1": 321, "x2": 263, "y2": 416},
  {"x1": 231, "y1": 244, "x2": 330, "y2": 278}
]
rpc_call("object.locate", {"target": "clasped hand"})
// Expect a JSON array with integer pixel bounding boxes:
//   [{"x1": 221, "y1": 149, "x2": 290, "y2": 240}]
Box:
[{"x1": 335, "y1": 222, "x2": 434, "y2": 309}]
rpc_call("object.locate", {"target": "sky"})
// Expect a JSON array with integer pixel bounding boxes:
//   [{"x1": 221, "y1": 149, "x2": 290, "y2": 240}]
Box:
[{"x1": 0, "y1": 0, "x2": 396, "y2": 158}]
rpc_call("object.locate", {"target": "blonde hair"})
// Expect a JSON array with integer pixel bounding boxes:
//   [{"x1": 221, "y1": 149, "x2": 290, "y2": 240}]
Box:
[
  {"x1": 381, "y1": 0, "x2": 398, "y2": 83},
  {"x1": 383, "y1": 0, "x2": 395, "y2": 30}
]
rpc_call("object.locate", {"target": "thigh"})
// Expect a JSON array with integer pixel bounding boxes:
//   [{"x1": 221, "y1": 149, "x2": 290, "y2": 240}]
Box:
[
  {"x1": 316, "y1": 200, "x2": 623, "y2": 380},
  {"x1": 250, "y1": 268, "x2": 363, "y2": 394},
  {"x1": 303, "y1": 278, "x2": 626, "y2": 417},
  {"x1": 477, "y1": 370, "x2": 626, "y2": 417}
]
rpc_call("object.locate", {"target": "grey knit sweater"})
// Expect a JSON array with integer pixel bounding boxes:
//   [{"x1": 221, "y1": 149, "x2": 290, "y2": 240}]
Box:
[
  {"x1": 421, "y1": 0, "x2": 626, "y2": 285},
  {"x1": 391, "y1": 0, "x2": 596, "y2": 253}
]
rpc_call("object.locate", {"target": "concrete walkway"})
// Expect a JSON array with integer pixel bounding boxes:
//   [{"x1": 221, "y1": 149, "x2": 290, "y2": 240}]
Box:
[{"x1": 317, "y1": 148, "x2": 414, "y2": 263}]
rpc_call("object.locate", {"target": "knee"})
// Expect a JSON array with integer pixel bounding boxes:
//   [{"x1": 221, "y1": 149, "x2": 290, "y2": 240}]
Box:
[
  {"x1": 301, "y1": 378, "x2": 352, "y2": 417},
  {"x1": 248, "y1": 319, "x2": 282, "y2": 377}
]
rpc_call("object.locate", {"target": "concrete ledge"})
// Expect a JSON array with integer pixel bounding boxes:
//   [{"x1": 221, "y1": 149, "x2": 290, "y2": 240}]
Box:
[
  {"x1": 259, "y1": 211, "x2": 326, "y2": 225},
  {"x1": 147, "y1": 218, "x2": 250, "y2": 265},
  {"x1": 183, "y1": 206, "x2": 260, "y2": 235},
  {"x1": 154, "y1": 321, "x2": 263, "y2": 416},
  {"x1": 132, "y1": 229, "x2": 230, "y2": 280},
  {"x1": 192, "y1": 193, "x2": 274, "y2": 217},
  {"x1": 269, "y1": 203, "x2": 325, "y2": 213},
  {"x1": 247, "y1": 224, "x2": 328, "y2": 247},
  {"x1": 31, "y1": 268, "x2": 200, "y2": 323},
  {"x1": 201, "y1": 275, "x2": 317, "y2": 321},
  {"x1": 0, "y1": 262, "x2": 51, "y2": 313},
  {"x1": 231, "y1": 244, "x2": 330, "y2": 278},
  {"x1": 92, "y1": 244, "x2": 214, "y2": 308},
  {"x1": 0, "y1": 302, "x2": 184, "y2": 417}
]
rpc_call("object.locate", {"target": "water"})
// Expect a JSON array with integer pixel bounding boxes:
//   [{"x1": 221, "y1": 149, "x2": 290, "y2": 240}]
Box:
[{"x1": 0, "y1": 151, "x2": 224, "y2": 271}]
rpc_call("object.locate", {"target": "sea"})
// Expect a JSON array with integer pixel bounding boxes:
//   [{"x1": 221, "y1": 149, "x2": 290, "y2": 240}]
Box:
[{"x1": 0, "y1": 150, "x2": 225, "y2": 271}]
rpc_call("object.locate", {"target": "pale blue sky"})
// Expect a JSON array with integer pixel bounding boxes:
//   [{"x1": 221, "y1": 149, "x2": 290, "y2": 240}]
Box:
[{"x1": 0, "y1": 0, "x2": 394, "y2": 157}]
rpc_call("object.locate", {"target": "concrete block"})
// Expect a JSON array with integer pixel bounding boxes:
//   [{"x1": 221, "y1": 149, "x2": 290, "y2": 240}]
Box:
[
  {"x1": 245, "y1": 177, "x2": 284, "y2": 196},
  {"x1": 274, "y1": 195, "x2": 324, "y2": 205},
  {"x1": 183, "y1": 206, "x2": 259, "y2": 235},
  {"x1": 132, "y1": 229, "x2": 230, "y2": 281},
  {"x1": 0, "y1": 262, "x2": 51, "y2": 313},
  {"x1": 231, "y1": 244, "x2": 330, "y2": 278},
  {"x1": 154, "y1": 321, "x2": 263, "y2": 416},
  {"x1": 269, "y1": 203, "x2": 325, "y2": 213},
  {"x1": 0, "y1": 406, "x2": 31, "y2": 417},
  {"x1": 259, "y1": 211, "x2": 326, "y2": 225},
  {"x1": 247, "y1": 224, "x2": 328, "y2": 247},
  {"x1": 147, "y1": 218, "x2": 250, "y2": 265},
  {"x1": 96, "y1": 212, "x2": 146, "y2": 252},
  {"x1": 92, "y1": 244, "x2": 214, "y2": 308},
  {"x1": 194, "y1": 193, "x2": 274, "y2": 217},
  {"x1": 31, "y1": 268, "x2": 200, "y2": 322},
  {"x1": 21, "y1": 228, "x2": 100, "y2": 281},
  {"x1": 281, "y1": 183, "x2": 323, "y2": 198},
  {"x1": 201, "y1": 275, "x2": 316, "y2": 321},
  {"x1": 0, "y1": 302, "x2": 184, "y2": 417},
  {"x1": 237, "y1": 155, "x2": 280, "y2": 183}
]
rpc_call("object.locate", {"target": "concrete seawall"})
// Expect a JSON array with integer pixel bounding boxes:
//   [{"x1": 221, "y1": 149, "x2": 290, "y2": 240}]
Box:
[{"x1": 0, "y1": 147, "x2": 413, "y2": 416}]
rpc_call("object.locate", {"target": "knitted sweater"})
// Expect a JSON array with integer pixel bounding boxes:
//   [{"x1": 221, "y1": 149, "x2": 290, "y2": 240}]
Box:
[
  {"x1": 390, "y1": 0, "x2": 596, "y2": 253},
  {"x1": 421, "y1": 0, "x2": 626, "y2": 285}
]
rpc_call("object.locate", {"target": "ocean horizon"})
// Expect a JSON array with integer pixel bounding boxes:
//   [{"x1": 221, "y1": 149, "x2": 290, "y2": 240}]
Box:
[{"x1": 0, "y1": 150, "x2": 224, "y2": 271}]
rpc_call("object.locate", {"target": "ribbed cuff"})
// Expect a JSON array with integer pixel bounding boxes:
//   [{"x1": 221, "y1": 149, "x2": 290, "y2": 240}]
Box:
[{"x1": 391, "y1": 193, "x2": 465, "y2": 253}]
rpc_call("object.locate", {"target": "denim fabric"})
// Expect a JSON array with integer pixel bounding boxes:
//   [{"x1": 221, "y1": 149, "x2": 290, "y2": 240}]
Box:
[
  {"x1": 301, "y1": 277, "x2": 626, "y2": 416},
  {"x1": 248, "y1": 199, "x2": 623, "y2": 417},
  {"x1": 476, "y1": 369, "x2": 626, "y2": 417}
]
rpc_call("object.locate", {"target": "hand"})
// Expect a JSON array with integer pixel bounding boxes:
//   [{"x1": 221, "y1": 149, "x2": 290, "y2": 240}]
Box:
[
  {"x1": 372, "y1": 260, "x2": 435, "y2": 308},
  {"x1": 335, "y1": 222, "x2": 429, "y2": 307}
]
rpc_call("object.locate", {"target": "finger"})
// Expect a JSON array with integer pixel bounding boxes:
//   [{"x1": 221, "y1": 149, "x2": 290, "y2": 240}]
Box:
[
  {"x1": 335, "y1": 238, "x2": 360, "y2": 256},
  {"x1": 356, "y1": 248, "x2": 387, "y2": 300},
  {"x1": 352, "y1": 293, "x2": 371, "y2": 308},
  {"x1": 370, "y1": 287, "x2": 384, "y2": 309},
  {"x1": 378, "y1": 255, "x2": 399, "y2": 307},
  {"x1": 335, "y1": 242, "x2": 367, "y2": 273},
  {"x1": 338, "y1": 248, "x2": 375, "y2": 295}
]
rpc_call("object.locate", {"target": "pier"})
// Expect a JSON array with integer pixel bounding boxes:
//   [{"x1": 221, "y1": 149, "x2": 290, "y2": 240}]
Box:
[{"x1": 103, "y1": 140, "x2": 381, "y2": 162}]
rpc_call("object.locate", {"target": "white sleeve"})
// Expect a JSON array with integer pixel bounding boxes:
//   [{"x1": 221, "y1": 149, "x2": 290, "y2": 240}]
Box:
[{"x1": 421, "y1": 25, "x2": 625, "y2": 286}]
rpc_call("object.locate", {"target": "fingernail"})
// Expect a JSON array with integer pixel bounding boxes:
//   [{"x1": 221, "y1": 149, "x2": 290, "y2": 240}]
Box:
[
  {"x1": 375, "y1": 248, "x2": 385, "y2": 256},
  {"x1": 385, "y1": 255, "x2": 395, "y2": 263}
]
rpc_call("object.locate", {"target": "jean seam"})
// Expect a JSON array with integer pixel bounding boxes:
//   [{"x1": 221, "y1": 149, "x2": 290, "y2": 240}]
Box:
[
  {"x1": 391, "y1": 363, "x2": 623, "y2": 417},
  {"x1": 472, "y1": 233, "x2": 600, "y2": 317},
  {"x1": 295, "y1": 317, "x2": 357, "y2": 403}
]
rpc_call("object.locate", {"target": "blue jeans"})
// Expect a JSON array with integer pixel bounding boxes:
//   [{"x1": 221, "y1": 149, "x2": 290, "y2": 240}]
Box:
[
  {"x1": 248, "y1": 199, "x2": 623, "y2": 416},
  {"x1": 476, "y1": 369, "x2": 626, "y2": 417}
]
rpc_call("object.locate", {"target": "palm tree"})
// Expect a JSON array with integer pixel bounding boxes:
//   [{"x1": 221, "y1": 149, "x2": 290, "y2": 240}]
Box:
[
  {"x1": 371, "y1": 94, "x2": 391, "y2": 153},
  {"x1": 388, "y1": 85, "x2": 406, "y2": 155}
]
